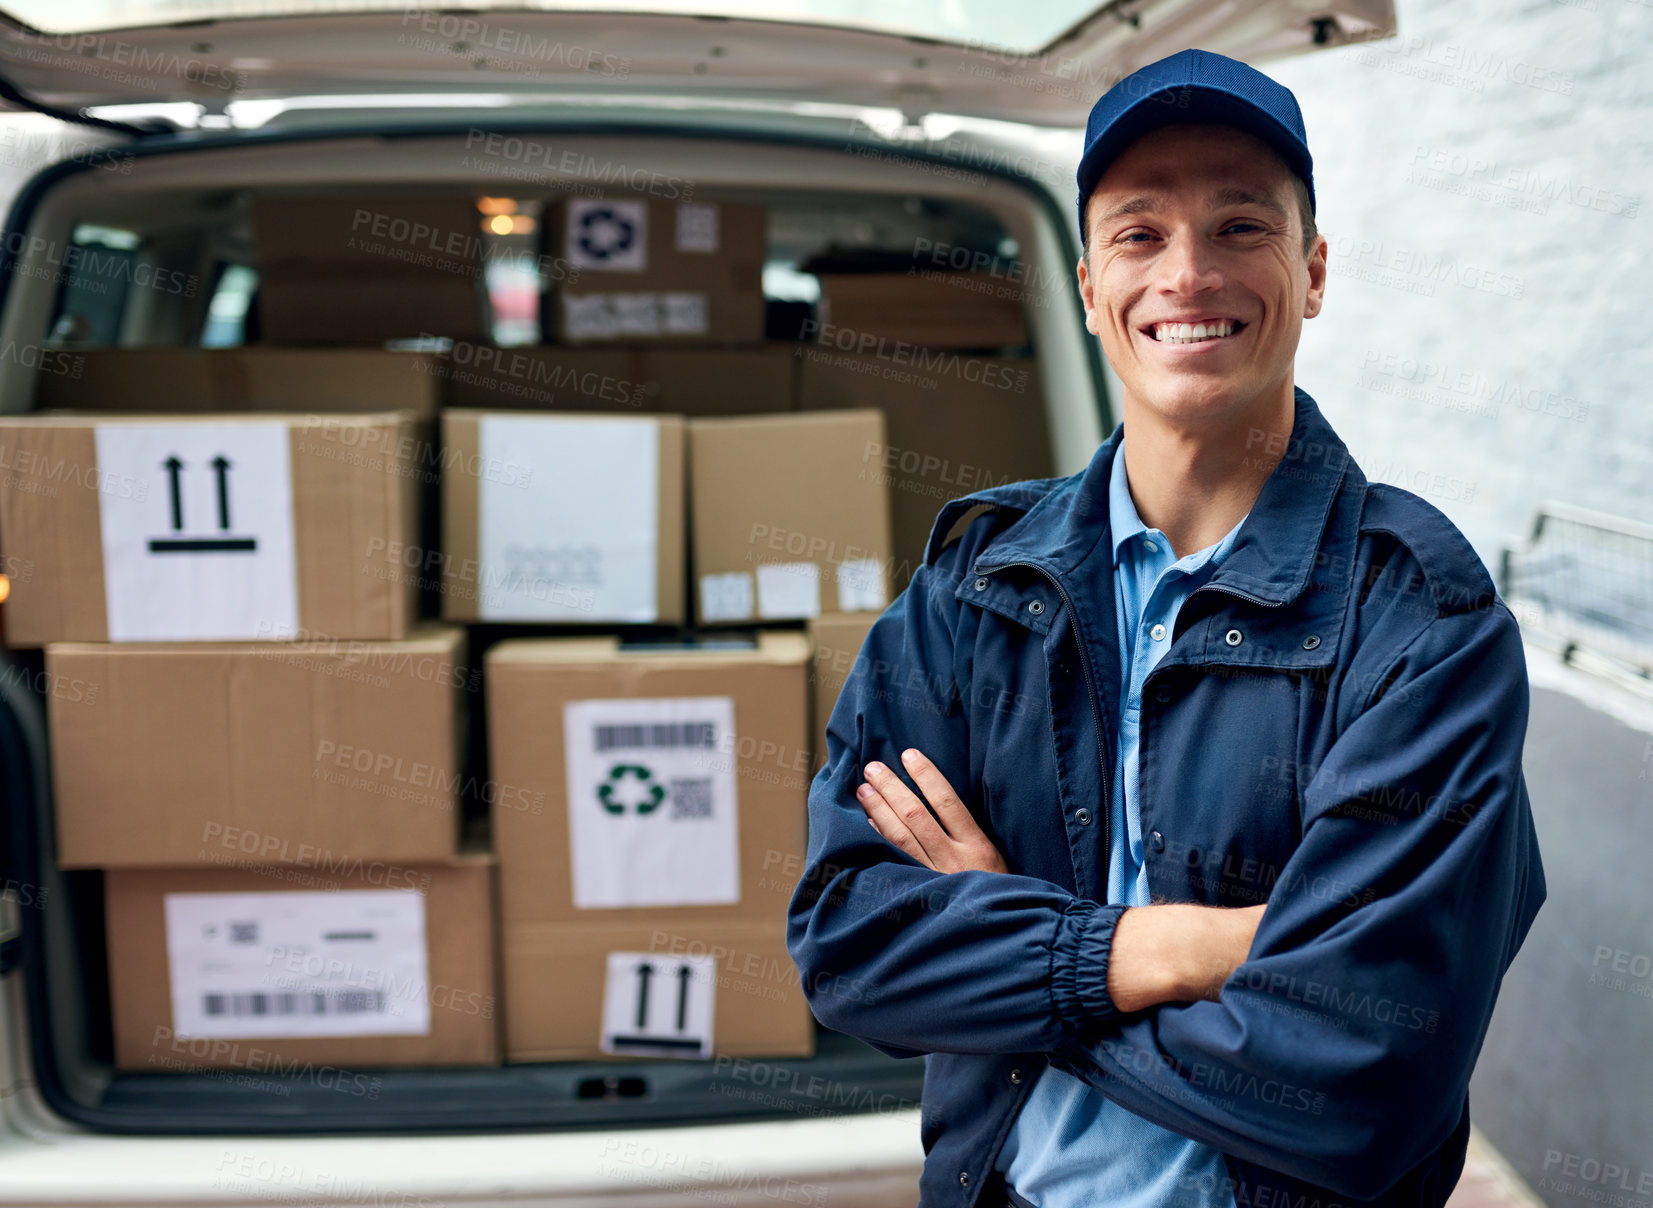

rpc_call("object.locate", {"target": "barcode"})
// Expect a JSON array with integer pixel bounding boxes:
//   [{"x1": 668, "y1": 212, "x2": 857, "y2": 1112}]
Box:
[
  {"x1": 596, "y1": 721, "x2": 716, "y2": 751},
  {"x1": 669, "y1": 777, "x2": 714, "y2": 819},
  {"x1": 201, "y1": 990, "x2": 388, "y2": 1018}
]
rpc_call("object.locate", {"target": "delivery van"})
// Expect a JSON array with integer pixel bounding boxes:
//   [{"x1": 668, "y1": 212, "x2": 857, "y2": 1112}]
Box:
[{"x1": 0, "y1": 3, "x2": 1390, "y2": 1204}]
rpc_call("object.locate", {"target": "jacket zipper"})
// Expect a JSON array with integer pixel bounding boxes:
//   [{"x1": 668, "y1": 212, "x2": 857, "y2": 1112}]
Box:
[{"x1": 975, "y1": 561, "x2": 1111, "y2": 877}]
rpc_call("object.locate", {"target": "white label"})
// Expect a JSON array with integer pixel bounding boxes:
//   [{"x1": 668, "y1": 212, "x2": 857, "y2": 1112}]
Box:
[
  {"x1": 756, "y1": 561, "x2": 821, "y2": 619},
  {"x1": 836, "y1": 557, "x2": 889, "y2": 612},
  {"x1": 478, "y1": 415, "x2": 659, "y2": 622},
  {"x1": 564, "y1": 696, "x2": 740, "y2": 909},
  {"x1": 95, "y1": 422, "x2": 298, "y2": 642},
  {"x1": 601, "y1": 951, "x2": 715, "y2": 1059},
  {"x1": 661, "y1": 292, "x2": 710, "y2": 335},
  {"x1": 164, "y1": 890, "x2": 430, "y2": 1040},
  {"x1": 566, "y1": 198, "x2": 646, "y2": 272},
  {"x1": 675, "y1": 204, "x2": 719, "y2": 253},
  {"x1": 563, "y1": 292, "x2": 708, "y2": 339},
  {"x1": 699, "y1": 571, "x2": 754, "y2": 622}
]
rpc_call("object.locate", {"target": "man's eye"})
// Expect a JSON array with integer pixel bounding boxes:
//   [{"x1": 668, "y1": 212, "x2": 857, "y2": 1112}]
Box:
[
  {"x1": 1116, "y1": 231, "x2": 1156, "y2": 244},
  {"x1": 1224, "y1": 221, "x2": 1265, "y2": 234}
]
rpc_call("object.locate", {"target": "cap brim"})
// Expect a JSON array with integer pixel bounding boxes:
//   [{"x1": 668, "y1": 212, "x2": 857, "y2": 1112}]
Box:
[{"x1": 1077, "y1": 85, "x2": 1315, "y2": 237}]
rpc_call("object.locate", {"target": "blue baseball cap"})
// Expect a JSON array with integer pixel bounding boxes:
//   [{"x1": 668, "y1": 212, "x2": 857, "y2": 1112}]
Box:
[{"x1": 1076, "y1": 49, "x2": 1314, "y2": 236}]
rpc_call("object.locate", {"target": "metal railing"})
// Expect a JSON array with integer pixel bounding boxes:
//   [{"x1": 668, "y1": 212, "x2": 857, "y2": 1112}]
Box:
[{"x1": 1501, "y1": 501, "x2": 1653, "y2": 682}]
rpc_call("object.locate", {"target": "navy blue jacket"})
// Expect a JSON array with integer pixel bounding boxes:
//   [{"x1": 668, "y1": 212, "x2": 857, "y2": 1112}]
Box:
[{"x1": 787, "y1": 388, "x2": 1546, "y2": 1206}]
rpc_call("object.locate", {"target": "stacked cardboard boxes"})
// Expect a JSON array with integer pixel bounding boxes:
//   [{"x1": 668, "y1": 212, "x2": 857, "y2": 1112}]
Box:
[{"x1": 0, "y1": 398, "x2": 500, "y2": 1071}]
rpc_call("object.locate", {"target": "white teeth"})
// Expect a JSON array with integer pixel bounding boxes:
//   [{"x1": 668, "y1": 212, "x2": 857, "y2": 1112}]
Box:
[{"x1": 1153, "y1": 320, "x2": 1237, "y2": 344}]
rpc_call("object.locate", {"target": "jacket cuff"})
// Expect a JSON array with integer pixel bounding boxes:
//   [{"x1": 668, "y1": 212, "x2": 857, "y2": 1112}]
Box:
[{"x1": 1050, "y1": 900, "x2": 1129, "y2": 1032}]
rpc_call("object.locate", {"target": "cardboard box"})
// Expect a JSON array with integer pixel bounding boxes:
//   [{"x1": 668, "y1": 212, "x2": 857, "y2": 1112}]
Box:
[
  {"x1": 503, "y1": 920, "x2": 813, "y2": 1062},
  {"x1": 105, "y1": 853, "x2": 500, "y2": 1071},
  {"x1": 47, "y1": 625, "x2": 467, "y2": 869},
  {"x1": 816, "y1": 271, "x2": 1028, "y2": 349},
  {"x1": 253, "y1": 197, "x2": 489, "y2": 345},
  {"x1": 35, "y1": 348, "x2": 445, "y2": 419},
  {"x1": 0, "y1": 412, "x2": 419, "y2": 645},
  {"x1": 439, "y1": 410, "x2": 685, "y2": 624},
  {"x1": 547, "y1": 198, "x2": 765, "y2": 345},
  {"x1": 794, "y1": 350, "x2": 1051, "y2": 589},
  {"x1": 441, "y1": 346, "x2": 793, "y2": 416},
  {"x1": 487, "y1": 632, "x2": 814, "y2": 1060},
  {"x1": 807, "y1": 612, "x2": 878, "y2": 765},
  {"x1": 688, "y1": 410, "x2": 892, "y2": 624}
]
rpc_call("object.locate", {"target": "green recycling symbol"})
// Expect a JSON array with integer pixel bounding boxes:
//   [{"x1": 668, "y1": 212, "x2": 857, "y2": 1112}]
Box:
[{"x1": 598, "y1": 763, "x2": 666, "y2": 815}]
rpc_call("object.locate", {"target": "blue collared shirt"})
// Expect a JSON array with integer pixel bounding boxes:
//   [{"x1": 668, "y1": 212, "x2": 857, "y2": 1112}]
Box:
[{"x1": 993, "y1": 441, "x2": 1248, "y2": 1208}]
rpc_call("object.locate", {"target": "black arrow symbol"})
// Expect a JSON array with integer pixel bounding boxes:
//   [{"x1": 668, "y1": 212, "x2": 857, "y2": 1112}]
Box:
[
  {"x1": 675, "y1": 964, "x2": 693, "y2": 1032},
  {"x1": 210, "y1": 455, "x2": 232, "y2": 531},
  {"x1": 162, "y1": 456, "x2": 184, "y2": 531},
  {"x1": 635, "y1": 962, "x2": 654, "y2": 1029}
]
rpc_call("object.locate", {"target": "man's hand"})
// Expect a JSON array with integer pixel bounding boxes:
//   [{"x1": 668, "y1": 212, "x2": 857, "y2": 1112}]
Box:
[{"x1": 857, "y1": 748, "x2": 1009, "y2": 874}]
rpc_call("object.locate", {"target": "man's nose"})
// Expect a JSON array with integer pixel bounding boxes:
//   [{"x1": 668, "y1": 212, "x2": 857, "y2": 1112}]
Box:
[{"x1": 1156, "y1": 232, "x2": 1223, "y2": 296}]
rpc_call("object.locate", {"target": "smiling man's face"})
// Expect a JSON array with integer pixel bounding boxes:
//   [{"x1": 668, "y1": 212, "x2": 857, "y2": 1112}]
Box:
[{"x1": 1077, "y1": 122, "x2": 1328, "y2": 430}]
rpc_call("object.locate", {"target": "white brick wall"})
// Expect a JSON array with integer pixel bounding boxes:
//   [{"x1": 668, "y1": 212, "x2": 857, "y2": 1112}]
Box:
[{"x1": 1267, "y1": 0, "x2": 1652, "y2": 571}]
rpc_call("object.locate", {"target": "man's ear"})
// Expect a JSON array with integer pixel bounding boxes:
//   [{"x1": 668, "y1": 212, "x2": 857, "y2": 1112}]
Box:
[
  {"x1": 1077, "y1": 252, "x2": 1101, "y2": 336},
  {"x1": 1303, "y1": 232, "x2": 1329, "y2": 320}
]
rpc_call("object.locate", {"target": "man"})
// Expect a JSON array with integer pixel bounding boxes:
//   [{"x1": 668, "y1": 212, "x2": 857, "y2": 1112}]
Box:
[{"x1": 786, "y1": 49, "x2": 1546, "y2": 1208}]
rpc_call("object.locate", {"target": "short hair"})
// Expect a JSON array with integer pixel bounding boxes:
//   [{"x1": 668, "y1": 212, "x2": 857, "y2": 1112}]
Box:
[{"x1": 1080, "y1": 165, "x2": 1318, "y2": 259}]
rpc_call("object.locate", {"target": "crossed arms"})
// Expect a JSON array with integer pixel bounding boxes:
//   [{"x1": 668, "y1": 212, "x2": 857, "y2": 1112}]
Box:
[{"x1": 857, "y1": 746, "x2": 1266, "y2": 1014}]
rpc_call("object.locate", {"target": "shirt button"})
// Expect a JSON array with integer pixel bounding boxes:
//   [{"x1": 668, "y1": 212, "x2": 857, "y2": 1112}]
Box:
[
  {"x1": 1150, "y1": 830, "x2": 1165, "y2": 853},
  {"x1": 959, "y1": 1172, "x2": 972, "y2": 1187},
  {"x1": 1144, "y1": 540, "x2": 1158, "y2": 553},
  {"x1": 1225, "y1": 628, "x2": 1244, "y2": 647},
  {"x1": 1154, "y1": 684, "x2": 1172, "y2": 703},
  {"x1": 974, "y1": 577, "x2": 988, "y2": 591},
  {"x1": 1075, "y1": 808, "x2": 1092, "y2": 826},
  {"x1": 1302, "y1": 634, "x2": 1321, "y2": 650},
  {"x1": 1028, "y1": 599, "x2": 1045, "y2": 615},
  {"x1": 1009, "y1": 1067, "x2": 1025, "y2": 1084},
  {"x1": 1149, "y1": 622, "x2": 1167, "y2": 641}
]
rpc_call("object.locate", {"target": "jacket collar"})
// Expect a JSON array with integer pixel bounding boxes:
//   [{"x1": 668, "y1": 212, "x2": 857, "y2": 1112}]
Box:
[{"x1": 974, "y1": 387, "x2": 1358, "y2": 612}]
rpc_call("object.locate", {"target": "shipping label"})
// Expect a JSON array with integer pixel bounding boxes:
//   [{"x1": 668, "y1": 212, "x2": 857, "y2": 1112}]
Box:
[
  {"x1": 564, "y1": 695, "x2": 740, "y2": 909},
  {"x1": 164, "y1": 889, "x2": 430, "y2": 1040}
]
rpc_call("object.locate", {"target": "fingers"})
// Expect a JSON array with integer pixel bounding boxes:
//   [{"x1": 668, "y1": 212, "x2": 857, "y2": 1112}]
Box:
[
  {"x1": 860, "y1": 759, "x2": 949, "y2": 859},
  {"x1": 857, "y1": 777, "x2": 936, "y2": 869},
  {"x1": 899, "y1": 748, "x2": 978, "y2": 839}
]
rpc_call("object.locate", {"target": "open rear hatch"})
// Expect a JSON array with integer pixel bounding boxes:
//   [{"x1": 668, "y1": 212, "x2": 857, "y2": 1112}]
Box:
[{"x1": 0, "y1": 0, "x2": 1395, "y2": 133}]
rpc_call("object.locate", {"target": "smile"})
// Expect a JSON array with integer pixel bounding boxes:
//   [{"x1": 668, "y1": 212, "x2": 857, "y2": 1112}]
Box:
[{"x1": 1145, "y1": 319, "x2": 1244, "y2": 345}]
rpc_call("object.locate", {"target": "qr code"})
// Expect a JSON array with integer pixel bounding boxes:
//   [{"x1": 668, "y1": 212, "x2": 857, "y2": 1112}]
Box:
[
  {"x1": 229, "y1": 920, "x2": 259, "y2": 944},
  {"x1": 669, "y1": 778, "x2": 714, "y2": 819}
]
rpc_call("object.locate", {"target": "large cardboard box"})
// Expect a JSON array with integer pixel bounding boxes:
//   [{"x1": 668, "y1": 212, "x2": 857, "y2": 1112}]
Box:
[
  {"x1": 794, "y1": 349, "x2": 1051, "y2": 589},
  {"x1": 253, "y1": 197, "x2": 489, "y2": 345},
  {"x1": 815, "y1": 270, "x2": 1029, "y2": 349},
  {"x1": 547, "y1": 198, "x2": 765, "y2": 345},
  {"x1": 105, "y1": 853, "x2": 500, "y2": 1071},
  {"x1": 487, "y1": 632, "x2": 814, "y2": 1060},
  {"x1": 34, "y1": 348, "x2": 445, "y2": 419},
  {"x1": 47, "y1": 625, "x2": 468, "y2": 869},
  {"x1": 688, "y1": 410, "x2": 892, "y2": 625},
  {"x1": 440, "y1": 346, "x2": 792, "y2": 416},
  {"x1": 806, "y1": 611, "x2": 878, "y2": 767},
  {"x1": 0, "y1": 412, "x2": 420, "y2": 646},
  {"x1": 440, "y1": 410, "x2": 685, "y2": 624}
]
